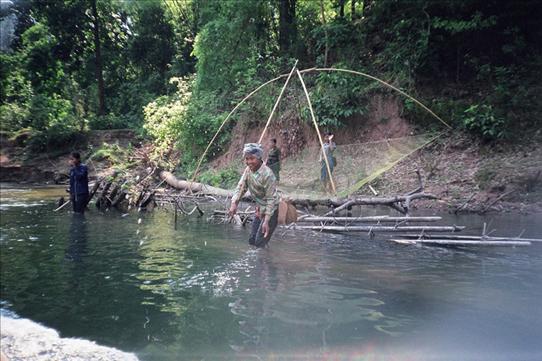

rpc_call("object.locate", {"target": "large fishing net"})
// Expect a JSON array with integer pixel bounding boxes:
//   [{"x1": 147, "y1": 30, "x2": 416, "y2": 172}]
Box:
[
  {"x1": 192, "y1": 67, "x2": 449, "y2": 198},
  {"x1": 224, "y1": 133, "x2": 438, "y2": 199}
]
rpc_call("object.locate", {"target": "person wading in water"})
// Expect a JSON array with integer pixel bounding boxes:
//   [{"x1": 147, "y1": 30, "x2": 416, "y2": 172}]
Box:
[
  {"x1": 229, "y1": 143, "x2": 280, "y2": 248},
  {"x1": 68, "y1": 152, "x2": 89, "y2": 213}
]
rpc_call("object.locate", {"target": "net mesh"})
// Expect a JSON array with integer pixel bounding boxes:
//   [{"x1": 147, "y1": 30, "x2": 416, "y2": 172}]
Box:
[{"x1": 228, "y1": 133, "x2": 438, "y2": 199}]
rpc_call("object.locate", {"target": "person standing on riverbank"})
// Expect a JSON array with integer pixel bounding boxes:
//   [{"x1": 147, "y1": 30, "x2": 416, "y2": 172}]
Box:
[
  {"x1": 320, "y1": 132, "x2": 336, "y2": 193},
  {"x1": 229, "y1": 143, "x2": 280, "y2": 248},
  {"x1": 68, "y1": 152, "x2": 89, "y2": 213},
  {"x1": 266, "y1": 138, "x2": 281, "y2": 182}
]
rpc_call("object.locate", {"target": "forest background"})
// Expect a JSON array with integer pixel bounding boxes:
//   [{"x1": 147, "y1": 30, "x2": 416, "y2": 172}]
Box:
[{"x1": 1, "y1": 0, "x2": 541, "y2": 193}]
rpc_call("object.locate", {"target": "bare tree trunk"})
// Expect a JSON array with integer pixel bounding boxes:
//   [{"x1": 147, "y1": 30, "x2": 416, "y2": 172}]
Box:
[
  {"x1": 320, "y1": 0, "x2": 329, "y2": 66},
  {"x1": 278, "y1": 0, "x2": 297, "y2": 55},
  {"x1": 338, "y1": 0, "x2": 345, "y2": 18},
  {"x1": 351, "y1": 0, "x2": 356, "y2": 21},
  {"x1": 90, "y1": 0, "x2": 105, "y2": 116}
]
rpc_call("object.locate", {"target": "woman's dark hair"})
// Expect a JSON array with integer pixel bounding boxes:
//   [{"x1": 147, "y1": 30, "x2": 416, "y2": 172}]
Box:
[{"x1": 70, "y1": 152, "x2": 81, "y2": 160}]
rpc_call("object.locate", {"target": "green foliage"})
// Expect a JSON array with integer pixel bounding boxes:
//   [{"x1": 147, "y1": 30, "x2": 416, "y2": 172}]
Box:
[
  {"x1": 129, "y1": 1, "x2": 176, "y2": 91},
  {"x1": 26, "y1": 125, "x2": 86, "y2": 153},
  {"x1": 143, "y1": 77, "x2": 192, "y2": 154},
  {"x1": 308, "y1": 69, "x2": 371, "y2": 127},
  {"x1": 87, "y1": 114, "x2": 134, "y2": 130},
  {"x1": 87, "y1": 142, "x2": 136, "y2": 172},
  {"x1": 432, "y1": 11, "x2": 497, "y2": 34},
  {"x1": 198, "y1": 167, "x2": 240, "y2": 189},
  {"x1": 89, "y1": 142, "x2": 125, "y2": 162},
  {"x1": 1, "y1": 0, "x2": 541, "y2": 159},
  {"x1": 0, "y1": 103, "x2": 29, "y2": 132},
  {"x1": 462, "y1": 104, "x2": 506, "y2": 140}
]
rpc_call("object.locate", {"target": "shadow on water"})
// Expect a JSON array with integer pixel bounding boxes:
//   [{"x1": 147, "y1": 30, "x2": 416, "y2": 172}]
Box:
[{"x1": 1, "y1": 184, "x2": 542, "y2": 360}]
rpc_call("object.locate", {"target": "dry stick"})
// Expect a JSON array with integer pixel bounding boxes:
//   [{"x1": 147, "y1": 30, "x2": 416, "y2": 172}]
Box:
[
  {"x1": 292, "y1": 225, "x2": 465, "y2": 232},
  {"x1": 392, "y1": 239, "x2": 531, "y2": 246},
  {"x1": 297, "y1": 216, "x2": 442, "y2": 223},
  {"x1": 295, "y1": 69, "x2": 337, "y2": 194},
  {"x1": 480, "y1": 189, "x2": 516, "y2": 214},
  {"x1": 454, "y1": 192, "x2": 476, "y2": 214},
  {"x1": 396, "y1": 233, "x2": 542, "y2": 243},
  {"x1": 53, "y1": 200, "x2": 71, "y2": 212}
]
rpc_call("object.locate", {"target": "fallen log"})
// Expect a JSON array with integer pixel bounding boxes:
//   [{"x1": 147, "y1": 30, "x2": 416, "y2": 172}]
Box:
[
  {"x1": 290, "y1": 193, "x2": 437, "y2": 215},
  {"x1": 395, "y1": 234, "x2": 542, "y2": 243},
  {"x1": 288, "y1": 225, "x2": 464, "y2": 233},
  {"x1": 392, "y1": 239, "x2": 530, "y2": 246},
  {"x1": 297, "y1": 216, "x2": 442, "y2": 223},
  {"x1": 159, "y1": 170, "x2": 436, "y2": 215},
  {"x1": 159, "y1": 170, "x2": 233, "y2": 197}
]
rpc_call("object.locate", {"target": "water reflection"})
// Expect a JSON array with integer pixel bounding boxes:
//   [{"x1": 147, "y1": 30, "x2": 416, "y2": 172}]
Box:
[{"x1": 65, "y1": 214, "x2": 88, "y2": 263}]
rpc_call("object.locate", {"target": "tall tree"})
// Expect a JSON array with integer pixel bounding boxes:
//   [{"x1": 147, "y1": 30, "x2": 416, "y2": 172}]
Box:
[
  {"x1": 278, "y1": 0, "x2": 296, "y2": 56},
  {"x1": 90, "y1": 0, "x2": 105, "y2": 116}
]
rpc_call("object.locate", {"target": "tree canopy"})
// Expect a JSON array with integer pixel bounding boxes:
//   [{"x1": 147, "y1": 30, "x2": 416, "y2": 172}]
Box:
[{"x1": 1, "y1": 0, "x2": 540, "y2": 155}]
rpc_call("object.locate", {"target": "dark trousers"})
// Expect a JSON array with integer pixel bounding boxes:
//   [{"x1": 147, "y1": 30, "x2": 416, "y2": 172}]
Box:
[
  {"x1": 249, "y1": 209, "x2": 279, "y2": 248},
  {"x1": 71, "y1": 194, "x2": 88, "y2": 213}
]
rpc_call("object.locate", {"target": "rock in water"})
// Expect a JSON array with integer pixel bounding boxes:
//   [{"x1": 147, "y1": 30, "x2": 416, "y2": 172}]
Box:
[{"x1": 0, "y1": 315, "x2": 139, "y2": 361}]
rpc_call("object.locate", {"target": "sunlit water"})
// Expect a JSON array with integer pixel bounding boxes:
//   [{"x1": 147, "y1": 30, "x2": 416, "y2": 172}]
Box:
[{"x1": 1, "y1": 184, "x2": 542, "y2": 360}]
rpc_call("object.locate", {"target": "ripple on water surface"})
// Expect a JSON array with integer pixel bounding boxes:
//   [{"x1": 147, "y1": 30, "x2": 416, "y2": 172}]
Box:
[{"x1": 1, "y1": 184, "x2": 542, "y2": 360}]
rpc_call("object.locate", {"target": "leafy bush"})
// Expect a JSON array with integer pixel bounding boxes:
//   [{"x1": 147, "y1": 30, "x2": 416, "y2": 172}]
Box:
[
  {"x1": 28, "y1": 94, "x2": 76, "y2": 131},
  {"x1": 0, "y1": 103, "x2": 29, "y2": 132},
  {"x1": 88, "y1": 142, "x2": 136, "y2": 170},
  {"x1": 26, "y1": 125, "x2": 86, "y2": 153},
  {"x1": 462, "y1": 104, "x2": 506, "y2": 140},
  {"x1": 143, "y1": 77, "x2": 192, "y2": 154},
  {"x1": 88, "y1": 114, "x2": 135, "y2": 130},
  {"x1": 198, "y1": 167, "x2": 240, "y2": 189},
  {"x1": 307, "y1": 69, "x2": 371, "y2": 127}
]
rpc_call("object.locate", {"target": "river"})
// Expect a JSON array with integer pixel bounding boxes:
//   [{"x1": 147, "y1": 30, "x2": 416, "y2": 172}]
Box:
[{"x1": 1, "y1": 184, "x2": 541, "y2": 360}]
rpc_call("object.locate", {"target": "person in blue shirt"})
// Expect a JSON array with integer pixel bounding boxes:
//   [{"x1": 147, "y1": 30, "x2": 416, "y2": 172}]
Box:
[{"x1": 69, "y1": 152, "x2": 89, "y2": 213}]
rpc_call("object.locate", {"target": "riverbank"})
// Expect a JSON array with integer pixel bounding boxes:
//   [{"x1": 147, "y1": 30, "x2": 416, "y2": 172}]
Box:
[{"x1": 0, "y1": 128, "x2": 541, "y2": 214}]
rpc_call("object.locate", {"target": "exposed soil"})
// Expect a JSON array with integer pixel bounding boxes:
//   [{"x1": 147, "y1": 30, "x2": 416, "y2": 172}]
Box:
[
  {"x1": 0, "y1": 129, "x2": 143, "y2": 184},
  {"x1": 213, "y1": 94, "x2": 542, "y2": 214}
]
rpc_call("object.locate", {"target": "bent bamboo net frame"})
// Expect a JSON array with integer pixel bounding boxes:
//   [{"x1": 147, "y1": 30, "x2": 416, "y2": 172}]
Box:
[
  {"x1": 296, "y1": 69, "x2": 336, "y2": 194},
  {"x1": 189, "y1": 68, "x2": 297, "y2": 186},
  {"x1": 258, "y1": 60, "x2": 298, "y2": 143},
  {"x1": 189, "y1": 65, "x2": 452, "y2": 192}
]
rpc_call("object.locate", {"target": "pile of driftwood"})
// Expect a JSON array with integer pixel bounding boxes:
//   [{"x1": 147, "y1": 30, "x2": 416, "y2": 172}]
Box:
[
  {"x1": 165, "y1": 169, "x2": 540, "y2": 248},
  {"x1": 56, "y1": 168, "x2": 542, "y2": 247}
]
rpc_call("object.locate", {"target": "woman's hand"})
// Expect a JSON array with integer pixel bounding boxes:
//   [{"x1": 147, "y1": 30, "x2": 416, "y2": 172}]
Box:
[{"x1": 262, "y1": 219, "x2": 270, "y2": 238}]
